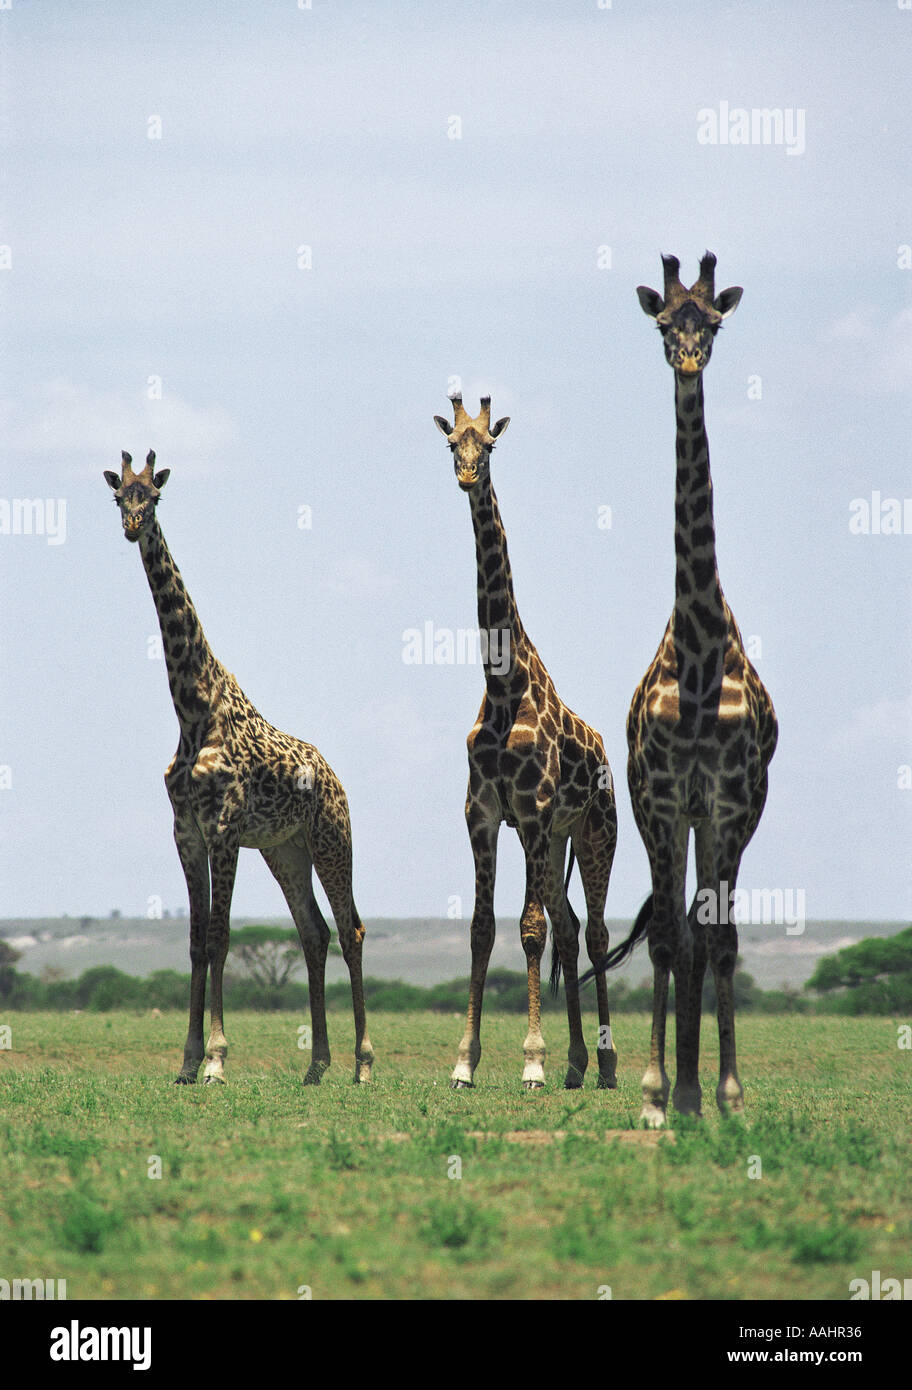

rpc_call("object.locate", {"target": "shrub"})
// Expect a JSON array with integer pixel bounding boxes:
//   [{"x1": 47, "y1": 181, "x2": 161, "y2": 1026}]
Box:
[{"x1": 805, "y1": 927, "x2": 912, "y2": 1014}]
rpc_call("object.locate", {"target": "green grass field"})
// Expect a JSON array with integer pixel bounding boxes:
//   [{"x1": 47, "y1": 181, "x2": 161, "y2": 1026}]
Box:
[{"x1": 0, "y1": 1010, "x2": 908, "y2": 1301}]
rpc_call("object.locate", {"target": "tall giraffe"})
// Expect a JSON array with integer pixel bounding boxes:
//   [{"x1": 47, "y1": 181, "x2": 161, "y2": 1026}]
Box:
[
  {"x1": 103, "y1": 451, "x2": 374, "y2": 1085},
  {"x1": 434, "y1": 394, "x2": 618, "y2": 1090},
  {"x1": 582, "y1": 254, "x2": 777, "y2": 1127}
]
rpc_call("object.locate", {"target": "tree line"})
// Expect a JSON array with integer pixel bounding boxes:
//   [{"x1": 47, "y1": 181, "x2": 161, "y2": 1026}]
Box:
[{"x1": 0, "y1": 925, "x2": 908, "y2": 1014}]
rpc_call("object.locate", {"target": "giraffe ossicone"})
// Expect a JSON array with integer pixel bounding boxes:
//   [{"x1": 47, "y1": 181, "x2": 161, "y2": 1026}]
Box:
[
  {"x1": 104, "y1": 452, "x2": 374, "y2": 1087},
  {"x1": 435, "y1": 395, "x2": 619, "y2": 1092}
]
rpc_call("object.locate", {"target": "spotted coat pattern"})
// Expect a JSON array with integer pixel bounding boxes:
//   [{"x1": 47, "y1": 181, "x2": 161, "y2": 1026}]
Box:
[
  {"x1": 104, "y1": 452, "x2": 373, "y2": 1085},
  {"x1": 610, "y1": 255, "x2": 777, "y2": 1127},
  {"x1": 434, "y1": 397, "x2": 618, "y2": 1090}
]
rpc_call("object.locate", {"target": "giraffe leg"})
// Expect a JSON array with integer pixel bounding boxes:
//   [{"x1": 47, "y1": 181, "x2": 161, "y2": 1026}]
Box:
[
  {"x1": 573, "y1": 787, "x2": 619, "y2": 1088},
  {"x1": 683, "y1": 817, "x2": 749, "y2": 1114},
  {"x1": 712, "y1": 937, "x2": 744, "y2": 1115},
  {"x1": 670, "y1": 898, "x2": 701, "y2": 1119},
  {"x1": 707, "y1": 840, "x2": 749, "y2": 1115},
  {"x1": 262, "y1": 839, "x2": 332, "y2": 1084},
  {"x1": 305, "y1": 806, "x2": 375, "y2": 1084},
  {"x1": 642, "y1": 819, "x2": 690, "y2": 1127},
  {"x1": 167, "y1": 788, "x2": 211, "y2": 1085},
  {"x1": 310, "y1": 832, "x2": 374, "y2": 1085},
  {"x1": 546, "y1": 835, "x2": 588, "y2": 1089},
  {"x1": 342, "y1": 903, "x2": 374, "y2": 1084},
  {"x1": 202, "y1": 835, "x2": 239, "y2": 1084},
  {"x1": 705, "y1": 775, "x2": 770, "y2": 1116},
  {"x1": 519, "y1": 882, "x2": 547, "y2": 1089},
  {"x1": 671, "y1": 887, "x2": 708, "y2": 1114},
  {"x1": 517, "y1": 824, "x2": 552, "y2": 1090},
  {"x1": 675, "y1": 823, "x2": 715, "y2": 1114},
  {"x1": 452, "y1": 806, "x2": 499, "y2": 1089}
]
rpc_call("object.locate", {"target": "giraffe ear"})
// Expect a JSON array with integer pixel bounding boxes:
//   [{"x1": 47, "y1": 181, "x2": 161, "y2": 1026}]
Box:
[
  {"x1": 433, "y1": 415, "x2": 454, "y2": 438},
  {"x1": 637, "y1": 286, "x2": 664, "y2": 318},
  {"x1": 103, "y1": 470, "x2": 121, "y2": 491},
  {"x1": 153, "y1": 469, "x2": 171, "y2": 490},
  {"x1": 714, "y1": 286, "x2": 743, "y2": 319},
  {"x1": 490, "y1": 416, "x2": 510, "y2": 439}
]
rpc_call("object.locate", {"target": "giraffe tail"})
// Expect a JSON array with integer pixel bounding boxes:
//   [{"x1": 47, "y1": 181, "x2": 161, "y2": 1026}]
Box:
[
  {"x1": 548, "y1": 847, "x2": 580, "y2": 997},
  {"x1": 576, "y1": 894, "x2": 653, "y2": 990}
]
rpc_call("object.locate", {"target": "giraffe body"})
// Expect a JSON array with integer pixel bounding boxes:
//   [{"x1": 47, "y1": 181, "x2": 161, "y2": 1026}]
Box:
[
  {"x1": 434, "y1": 396, "x2": 618, "y2": 1091},
  {"x1": 584, "y1": 255, "x2": 776, "y2": 1126},
  {"x1": 104, "y1": 452, "x2": 374, "y2": 1085}
]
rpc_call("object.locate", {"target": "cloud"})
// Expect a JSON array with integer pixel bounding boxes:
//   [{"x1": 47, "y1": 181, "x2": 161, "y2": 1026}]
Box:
[
  {"x1": 316, "y1": 551, "x2": 401, "y2": 601},
  {"x1": 825, "y1": 308, "x2": 877, "y2": 342},
  {"x1": 823, "y1": 305, "x2": 912, "y2": 395},
  {"x1": 826, "y1": 692, "x2": 912, "y2": 755},
  {"x1": 0, "y1": 378, "x2": 236, "y2": 469}
]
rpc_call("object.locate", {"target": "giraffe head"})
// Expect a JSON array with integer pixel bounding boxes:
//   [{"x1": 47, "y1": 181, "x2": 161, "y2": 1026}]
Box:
[
  {"x1": 104, "y1": 450, "x2": 171, "y2": 542},
  {"x1": 434, "y1": 393, "x2": 510, "y2": 491},
  {"x1": 637, "y1": 253, "x2": 742, "y2": 377}
]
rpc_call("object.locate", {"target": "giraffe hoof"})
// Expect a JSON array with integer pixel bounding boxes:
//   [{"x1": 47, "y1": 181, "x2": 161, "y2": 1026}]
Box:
[
  {"x1": 716, "y1": 1077, "x2": 744, "y2": 1114},
  {"x1": 564, "y1": 1066, "x2": 585, "y2": 1090},
  {"x1": 522, "y1": 1079, "x2": 545, "y2": 1091},
  {"x1": 673, "y1": 1087, "x2": 702, "y2": 1117},
  {"x1": 451, "y1": 1079, "x2": 475, "y2": 1090},
  {"x1": 597, "y1": 1048, "x2": 619, "y2": 1089},
  {"x1": 202, "y1": 1075, "x2": 226, "y2": 1085},
  {"x1": 173, "y1": 1075, "x2": 196, "y2": 1085},
  {"x1": 640, "y1": 1103, "x2": 667, "y2": 1129}
]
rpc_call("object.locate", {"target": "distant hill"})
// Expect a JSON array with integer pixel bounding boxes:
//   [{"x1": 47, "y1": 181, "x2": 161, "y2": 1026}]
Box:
[{"x1": 1, "y1": 916, "x2": 908, "y2": 992}]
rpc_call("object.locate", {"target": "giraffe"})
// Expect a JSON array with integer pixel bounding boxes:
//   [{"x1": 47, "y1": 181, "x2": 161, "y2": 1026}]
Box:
[
  {"x1": 103, "y1": 450, "x2": 374, "y2": 1086},
  {"x1": 581, "y1": 253, "x2": 777, "y2": 1128},
  {"x1": 433, "y1": 394, "x2": 618, "y2": 1091}
]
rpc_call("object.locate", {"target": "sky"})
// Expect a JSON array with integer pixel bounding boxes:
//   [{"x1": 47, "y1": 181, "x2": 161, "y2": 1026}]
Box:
[{"x1": 0, "y1": 0, "x2": 909, "y2": 929}]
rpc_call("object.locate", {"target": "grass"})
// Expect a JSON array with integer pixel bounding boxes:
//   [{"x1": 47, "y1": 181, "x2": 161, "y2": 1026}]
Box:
[{"x1": 0, "y1": 1010, "x2": 909, "y2": 1300}]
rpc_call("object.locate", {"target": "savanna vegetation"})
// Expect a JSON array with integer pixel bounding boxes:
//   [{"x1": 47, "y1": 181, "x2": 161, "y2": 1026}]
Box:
[{"x1": 0, "y1": 1010, "x2": 908, "y2": 1301}]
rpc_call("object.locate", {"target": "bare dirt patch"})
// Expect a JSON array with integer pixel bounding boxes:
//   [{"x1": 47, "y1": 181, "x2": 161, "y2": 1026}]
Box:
[{"x1": 463, "y1": 1128, "x2": 675, "y2": 1146}]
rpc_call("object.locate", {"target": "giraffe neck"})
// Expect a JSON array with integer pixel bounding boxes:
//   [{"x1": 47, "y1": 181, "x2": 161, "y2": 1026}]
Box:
[
  {"x1": 138, "y1": 519, "x2": 223, "y2": 728},
  {"x1": 671, "y1": 373, "x2": 728, "y2": 646},
  {"x1": 468, "y1": 477, "x2": 530, "y2": 696}
]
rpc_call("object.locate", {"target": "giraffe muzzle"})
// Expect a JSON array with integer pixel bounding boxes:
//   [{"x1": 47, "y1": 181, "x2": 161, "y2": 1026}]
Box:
[
  {"x1": 457, "y1": 470, "x2": 478, "y2": 490},
  {"x1": 677, "y1": 355, "x2": 702, "y2": 375}
]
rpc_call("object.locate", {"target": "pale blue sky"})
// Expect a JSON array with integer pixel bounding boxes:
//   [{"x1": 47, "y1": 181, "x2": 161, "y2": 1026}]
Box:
[{"x1": 0, "y1": 0, "x2": 909, "y2": 926}]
